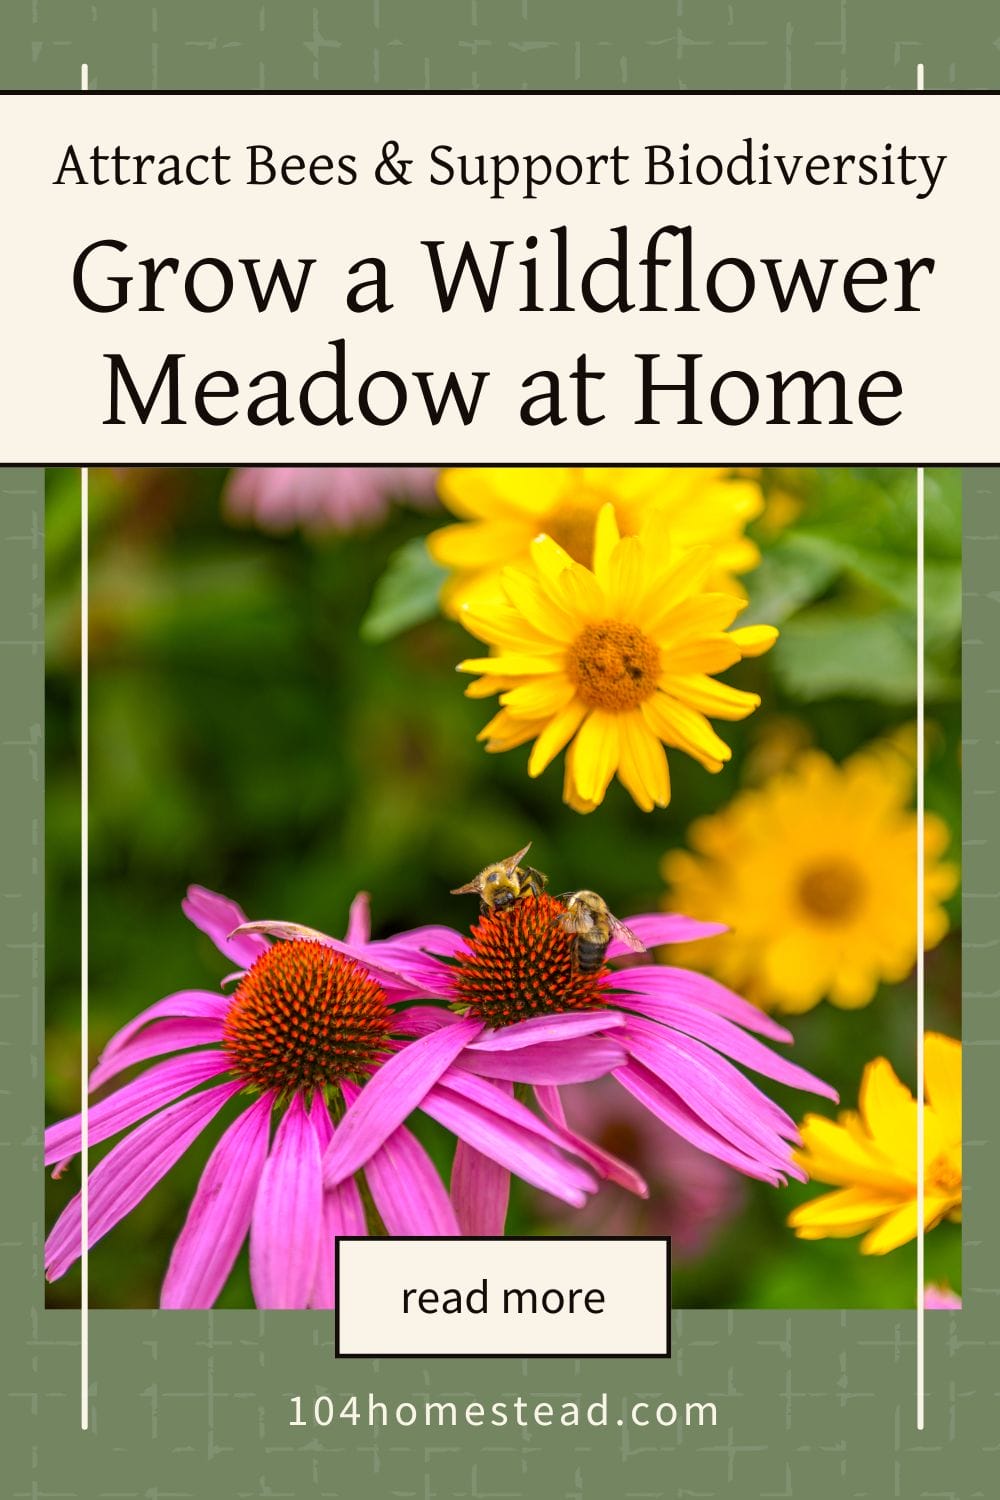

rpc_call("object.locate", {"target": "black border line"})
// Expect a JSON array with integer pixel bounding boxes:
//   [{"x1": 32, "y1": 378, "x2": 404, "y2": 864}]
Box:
[
  {"x1": 2, "y1": 87, "x2": 996, "y2": 464},
  {"x1": 333, "y1": 1235, "x2": 672, "y2": 1360}
]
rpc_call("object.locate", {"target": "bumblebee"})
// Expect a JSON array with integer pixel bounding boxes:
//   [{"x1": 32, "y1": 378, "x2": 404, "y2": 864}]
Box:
[
  {"x1": 555, "y1": 890, "x2": 646, "y2": 974},
  {"x1": 451, "y1": 842, "x2": 548, "y2": 915}
]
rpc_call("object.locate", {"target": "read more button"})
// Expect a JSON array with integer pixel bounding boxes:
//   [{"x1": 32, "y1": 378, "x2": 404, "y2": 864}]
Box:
[{"x1": 335, "y1": 1237, "x2": 670, "y2": 1357}]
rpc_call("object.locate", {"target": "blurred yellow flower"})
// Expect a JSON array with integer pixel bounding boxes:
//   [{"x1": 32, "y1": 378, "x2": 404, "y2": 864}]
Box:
[
  {"x1": 788, "y1": 1033, "x2": 961, "y2": 1254},
  {"x1": 429, "y1": 466, "x2": 763, "y2": 617},
  {"x1": 662, "y1": 743, "x2": 958, "y2": 1012},
  {"x1": 457, "y1": 503, "x2": 776, "y2": 814}
]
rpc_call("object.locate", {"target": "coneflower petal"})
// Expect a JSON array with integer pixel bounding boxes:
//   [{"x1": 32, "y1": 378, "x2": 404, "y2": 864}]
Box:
[
  {"x1": 533, "y1": 1084, "x2": 649, "y2": 1199},
  {"x1": 89, "y1": 1018, "x2": 226, "y2": 1093},
  {"x1": 183, "y1": 885, "x2": 271, "y2": 968},
  {"x1": 621, "y1": 1020, "x2": 802, "y2": 1162},
  {"x1": 612, "y1": 963, "x2": 793, "y2": 1043},
  {"x1": 467, "y1": 1011, "x2": 623, "y2": 1051},
  {"x1": 364, "y1": 1128, "x2": 461, "y2": 1237},
  {"x1": 320, "y1": 1018, "x2": 483, "y2": 1187},
  {"x1": 456, "y1": 1036, "x2": 627, "y2": 1084},
  {"x1": 45, "y1": 1050, "x2": 231, "y2": 1166},
  {"x1": 419, "y1": 1082, "x2": 597, "y2": 1208},
  {"x1": 309, "y1": 1095, "x2": 367, "y2": 1310},
  {"x1": 161, "y1": 1092, "x2": 274, "y2": 1309},
  {"x1": 97, "y1": 990, "x2": 232, "y2": 1064},
  {"x1": 613, "y1": 993, "x2": 837, "y2": 1100},
  {"x1": 45, "y1": 1080, "x2": 242, "y2": 1280},
  {"x1": 452, "y1": 1129, "x2": 512, "y2": 1236},
  {"x1": 613, "y1": 1062, "x2": 794, "y2": 1185},
  {"x1": 612, "y1": 913, "x2": 729, "y2": 952},
  {"x1": 344, "y1": 891, "x2": 372, "y2": 946},
  {"x1": 249, "y1": 1094, "x2": 323, "y2": 1310}
]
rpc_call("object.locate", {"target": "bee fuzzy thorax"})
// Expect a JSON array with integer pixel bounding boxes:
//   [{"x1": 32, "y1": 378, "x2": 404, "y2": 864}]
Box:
[
  {"x1": 451, "y1": 891, "x2": 610, "y2": 1027},
  {"x1": 450, "y1": 842, "x2": 548, "y2": 915}
]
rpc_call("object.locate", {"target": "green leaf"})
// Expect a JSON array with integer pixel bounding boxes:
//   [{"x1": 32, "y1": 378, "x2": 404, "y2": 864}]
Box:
[
  {"x1": 742, "y1": 532, "x2": 841, "y2": 625},
  {"x1": 774, "y1": 605, "x2": 957, "y2": 704},
  {"x1": 360, "y1": 537, "x2": 447, "y2": 642}
]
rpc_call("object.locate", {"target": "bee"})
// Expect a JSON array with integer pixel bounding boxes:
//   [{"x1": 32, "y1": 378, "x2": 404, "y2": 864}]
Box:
[
  {"x1": 451, "y1": 842, "x2": 548, "y2": 915},
  {"x1": 555, "y1": 890, "x2": 646, "y2": 974}
]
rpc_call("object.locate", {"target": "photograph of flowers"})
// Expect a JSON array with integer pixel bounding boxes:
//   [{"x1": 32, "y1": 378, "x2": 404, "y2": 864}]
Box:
[{"x1": 43, "y1": 465, "x2": 961, "y2": 1311}]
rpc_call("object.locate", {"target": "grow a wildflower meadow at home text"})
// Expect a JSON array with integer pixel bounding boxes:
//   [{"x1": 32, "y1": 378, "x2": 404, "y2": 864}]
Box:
[{"x1": 44, "y1": 465, "x2": 961, "y2": 1310}]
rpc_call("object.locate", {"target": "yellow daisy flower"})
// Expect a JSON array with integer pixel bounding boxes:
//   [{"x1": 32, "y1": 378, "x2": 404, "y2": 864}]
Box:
[
  {"x1": 456, "y1": 503, "x2": 777, "y2": 814},
  {"x1": 788, "y1": 1033, "x2": 961, "y2": 1255},
  {"x1": 429, "y1": 466, "x2": 764, "y2": 617},
  {"x1": 662, "y1": 743, "x2": 958, "y2": 1012}
]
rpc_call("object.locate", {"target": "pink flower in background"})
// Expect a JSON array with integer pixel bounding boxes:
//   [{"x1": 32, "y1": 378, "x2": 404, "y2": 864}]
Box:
[
  {"x1": 255, "y1": 892, "x2": 836, "y2": 1234},
  {"x1": 224, "y1": 466, "x2": 440, "y2": 534},
  {"x1": 545, "y1": 1078, "x2": 745, "y2": 1256},
  {"x1": 924, "y1": 1283, "x2": 961, "y2": 1310},
  {"x1": 44, "y1": 886, "x2": 604, "y2": 1309}
]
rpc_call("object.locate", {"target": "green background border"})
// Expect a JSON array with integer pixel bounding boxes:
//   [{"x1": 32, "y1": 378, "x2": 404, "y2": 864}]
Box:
[{"x1": 1, "y1": 3, "x2": 995, "y2": 1495}]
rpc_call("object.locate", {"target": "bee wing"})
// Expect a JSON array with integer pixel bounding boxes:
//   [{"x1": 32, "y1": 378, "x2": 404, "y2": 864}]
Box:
[
  {"x1": 501, "y1": 842, "x2": 533, "y2": 874},
  {"x1": 450, "y1": 878, "x2": 482, "y2": 895},
  {"x1": 609, "y1": 915, "x2": 647, "y2": 953}
]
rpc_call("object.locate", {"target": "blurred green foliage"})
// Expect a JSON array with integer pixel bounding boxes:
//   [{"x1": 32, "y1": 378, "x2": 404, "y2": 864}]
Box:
[{"x1": 44, "y1": 466, "x2": 961, "y2": 1310}]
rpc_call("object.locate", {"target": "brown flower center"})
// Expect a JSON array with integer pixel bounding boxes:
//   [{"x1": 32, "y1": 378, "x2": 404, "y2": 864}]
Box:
[
  {"x1": 568, "y1": 621, "x2": 661, "y2": 712},
  {"x1": 223, "y1": 940, "x2": 392, "y2": 1096},
  {"x1": 797, "y1": 860, "x2": 865, "y2": 922},
  {"x1": 452, "y1": 892, "x2": 609, "y2": 1028}
]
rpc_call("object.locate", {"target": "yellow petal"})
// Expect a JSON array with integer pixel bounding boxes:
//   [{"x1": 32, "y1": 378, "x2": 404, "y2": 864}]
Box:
[
  {"x1": 653, "y1": 593, "x2": 746, "y2": 643},
  {"x1": 618, "y1": 711, "x2": 671, "y2": 810},
  {"x1": 459, "y1": 602, "x2": 563, "y2": 652},
  {"x1": 641, "y1": 694, "x2": 732, "y2": 771},
  {"x1": 529, "y1": 531, "x2": 575, "y2": 581},
  {"x1": 657, "y1": 673, "x2": 760, "y2": 722},
  {"x1": 759, "y1": 930, "x2": 830, "y2": 1012},
  {"x1": 859, "y1": 1058, "x2": 919, "y2": 1165},
  {"x1": 788, "y1": 1185, "x2": 902, "y2": 1236},
  {"x1": 552, "y1": 562, "x2": 608, "y2": 620},
  {"x1": 457, "y1": 653, "x2": 563, "y2": 677},
  {"x1": 658, "y1": 635, "x2": 743, "y2": 675},
  {"x1": 592, "y1": 502, "x2": 621, "y2": 587},
  {"x1": 924, "y1": 1032, "x2": 961, "y2": 1144},
  {"x1": 859, "y1": 1199, "x2": 920, "y2": 1254},
  {"x1": 527, "y1": 699, "x2": 588, "y2": 777},
  {"x1": 730, "y1": 624, "x2": 779, "y2": 658},
  {"x1": 568, "y1": 710, "x2": 621, "y2": 806},
  {"x1": 828, "y1": 965, "x2": 880, "y2": 1009},
  {"x1": 500, "y1": 568, "x2": 578, "y2": 642},
  {"x1": 500, "y1": 676, "x2": 576, "y2": 718},
  {"x1": 464, "y1": 675, "x2": 508, "y2": 700},
  {"x1": 427, "y1": 520, "x2": 530, "y2": 569},
  {"x1": 796, "y1": 1114, "x2": 911, "y2": 1193},
  {"x1": 606, "y1": 536, "x2": 650, "y2": 620},
  {"x1": 562, "y1": 738, "x2": 600, "y2": 813}
]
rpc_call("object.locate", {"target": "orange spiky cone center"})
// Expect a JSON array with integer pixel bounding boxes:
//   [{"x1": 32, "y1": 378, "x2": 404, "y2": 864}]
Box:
[
  {"x1": 452, "y1": 892, "x2": 609, "y2": 1028},
  {"x1": 223, "y1": 940, "x2": 392, "y2": 1095}
]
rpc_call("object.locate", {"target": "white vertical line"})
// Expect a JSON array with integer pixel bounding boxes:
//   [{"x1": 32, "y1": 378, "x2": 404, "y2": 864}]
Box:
[
  {"x1": 80, "y1": 61, "x2": 90, "y2": 1436},
  {"x1": 80, "y1": 466, "x2": 89, "y2": 1433},
  {"x1": 914, "y1": 61, "x2": 926, "y2": 1436},
  {"x1": 916, "y1": 464, "x2": 926, "y2": 1432}
]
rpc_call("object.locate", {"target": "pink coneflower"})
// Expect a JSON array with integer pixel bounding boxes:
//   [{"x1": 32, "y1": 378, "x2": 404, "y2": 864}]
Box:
[
  {"x1": 924, "y1": 1283, "x2": 961, "y2": 1310},
  {"x1": 224, "y1": 466, "x2": 440, "y2": 534},
  {"x1": 45, "y1": 887, "x2": 608, "y2": 1309},
  {"x1": 249, "y1": 892, "x2": 837, "y2": 1232}
]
